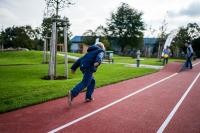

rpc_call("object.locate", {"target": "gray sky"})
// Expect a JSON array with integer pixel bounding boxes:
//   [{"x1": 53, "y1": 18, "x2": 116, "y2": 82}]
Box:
[{"x1": 0, "y1": 0, "x2": 200, "y2": 37}]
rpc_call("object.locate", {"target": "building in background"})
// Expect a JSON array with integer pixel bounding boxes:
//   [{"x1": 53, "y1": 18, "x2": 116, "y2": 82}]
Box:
[
  {"x1": 70, "y1": 36, "x2": 158, "y2": 56},
  {"x1": 70, "y1": 36, "x2": 89, "y2": 53},
  {"x1": 143, "y1": 38, "x2": 158, "y2": 57}
]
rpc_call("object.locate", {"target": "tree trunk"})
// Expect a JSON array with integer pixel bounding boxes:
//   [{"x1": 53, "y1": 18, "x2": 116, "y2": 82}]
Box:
[
  {"x1": 157, "y1": 43, "x2": 161, "y2": 58},
  {"x1": 48, "y1": 22, "x2": 57, "y2": 80},
  {"x1": 43, "y1": 39, "x2": 47, "y2": 63},
  {"x1": 121, "y1": 46, "x2": 125, "y2": 54},
  {"x1": 63, "y1": 22, "x2": 68, "y2": 79},
  {"x1": 1, "y1": 44, "x2": 3, "y2": 52}
]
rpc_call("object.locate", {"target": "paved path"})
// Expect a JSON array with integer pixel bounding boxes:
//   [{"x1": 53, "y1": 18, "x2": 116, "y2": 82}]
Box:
[
  {"x1": 0, "y1": 60, "x2": 200, "y2": 133},
  {"x1": 126, "y1": 63, "x2": 163, "y2": 69},
  {"x1": 58, "y1": 53, "x2": 163, "y2": 69},
  {"x1": 57, "y1": 53, "x2": 79, "y2": 60}
]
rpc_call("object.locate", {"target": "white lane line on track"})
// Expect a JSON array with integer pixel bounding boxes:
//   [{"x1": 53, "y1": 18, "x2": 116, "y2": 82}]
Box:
[
  {"x1": 48, "y1": 73, "x2": 178, "y2": 133},
  {"x1": 193, "y1": 61, "x2": 200, "y2": 66},
  {"x1": 157, "y1": 72, "x2": 200, "y2": 133}
]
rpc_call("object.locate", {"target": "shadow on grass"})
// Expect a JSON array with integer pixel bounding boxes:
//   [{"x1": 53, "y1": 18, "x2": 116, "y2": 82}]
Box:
[{"x1": 42, "y1": 75, "x2": 72, "y2": 80}]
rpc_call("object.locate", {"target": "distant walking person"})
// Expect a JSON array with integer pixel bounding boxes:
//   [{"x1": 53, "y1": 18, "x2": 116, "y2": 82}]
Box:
[
  {"x1": 68, "y1": 42, "x2": 105, "y2": 106},
  {"x1": 162, "y1": 46, "x2": 171, "y2": 65},
  {"x1": 185, "y1": 42, "x2": 194, "y2": 69}
]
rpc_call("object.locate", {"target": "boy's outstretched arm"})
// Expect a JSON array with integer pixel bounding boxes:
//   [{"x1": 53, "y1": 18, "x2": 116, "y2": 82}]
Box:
[{"x1": 71, "y1": 57, "x2": 81, "y2": 73}]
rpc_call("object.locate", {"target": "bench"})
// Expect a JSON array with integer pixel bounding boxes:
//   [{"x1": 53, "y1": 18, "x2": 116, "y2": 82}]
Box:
[{"x1": 104, "y1": 51, "x2": 114, "y2": 63}]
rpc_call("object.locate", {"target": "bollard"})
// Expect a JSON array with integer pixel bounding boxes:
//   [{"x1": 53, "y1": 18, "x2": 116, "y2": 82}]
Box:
[
  {"x1": 136, "y1": 59, "x2": 140, "y2": 67},
  {"x1": 136, "y1": 50, "x2": 141, "y2": 67}
]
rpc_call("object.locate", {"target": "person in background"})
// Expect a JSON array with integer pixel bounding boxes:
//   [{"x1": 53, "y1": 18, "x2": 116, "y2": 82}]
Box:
[
  {"x1": 68, "y1": 42, "x2": 105, "y2": 106},
  {"x1": 184, "y1": 42, "x2": 194, "y2": 69},
  {"x1": 162, "y1": 46, "x2": 171, "y2": 65}
]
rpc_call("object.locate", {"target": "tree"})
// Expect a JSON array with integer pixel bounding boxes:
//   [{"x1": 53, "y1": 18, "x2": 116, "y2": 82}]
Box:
[
  {"x1": 1, "y1": 26, "x2": 42, "y2": 51},
  {"x1": 82, "y1": 29, "x2": 96, "y2": 45},
  {"x1": 45, "y1": 0, "x2": 74, "y2": 17},
  {"x1": 41, "y1": 16, "x2": 71, "y2": 43},
  {"x1": 95, "y1": 25, "x2": 107, "y2": 37},
  {"x1": 95, "y1": 25, "x2": 111, "y2": 50},
  {"x1": 0, "y1": 30, "x2": 4, "y2": 51},
  {"x1": 82, "y1": 26, "x2": 111, "y2": 50},
  {"x1": 1, "y1": 26, "x2": 43, "y2": 50},
  {"x1": 45, "y1": 0, "x2": 74, "y2": 79},
  {"x1": 187, "y1": 23, "x2": 200, "y2": 39},
  {"x1": 173, "y1": 23, "x2": 200, "y2": 56},
  {"x1": 193, "y1": 37, "x2": 200, "y2": 57},
  {"x1": 188, "y1": 23, "x2": 200, "y2": 57},
  {"x1": 106, "y1": 2, "x2": 144, "y2": 52},
  {"x1": 2, "y1": 27, "x2": 15, "y2": 48},
  {"x1": 41, "y1": 17, "x2": 52, "y2": 37}
]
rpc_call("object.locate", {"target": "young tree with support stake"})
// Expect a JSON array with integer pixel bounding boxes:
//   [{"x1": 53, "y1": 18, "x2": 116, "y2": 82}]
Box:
[
  {"x1": 157, "y1": 19, "x2": 168, "y2": 59},
  {"x1": 0, "y1": 30, "x2": 4, "y2": 52},
  {"x1": 44, "y1": 0, "x2": 73, "y2": 80}
]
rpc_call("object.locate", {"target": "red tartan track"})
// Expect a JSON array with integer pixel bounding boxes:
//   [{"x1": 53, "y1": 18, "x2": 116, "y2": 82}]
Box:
[{"x1": 0, "y1": 60, "x2": 200, "y2": 133}]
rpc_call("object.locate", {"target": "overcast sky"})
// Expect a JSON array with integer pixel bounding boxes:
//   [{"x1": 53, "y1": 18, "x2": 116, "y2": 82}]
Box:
[{"x1": 0, "y1": 0, "x2": 200, "y2": 37}]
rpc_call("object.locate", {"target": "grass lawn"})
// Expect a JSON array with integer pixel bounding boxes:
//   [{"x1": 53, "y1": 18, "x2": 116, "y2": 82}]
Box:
[
  {"x1": 67, "y1": 52, "x2": 83, "y2": 57},
  {"x1": 0, "y1": 51, "x2": 159, "y2": 113}
]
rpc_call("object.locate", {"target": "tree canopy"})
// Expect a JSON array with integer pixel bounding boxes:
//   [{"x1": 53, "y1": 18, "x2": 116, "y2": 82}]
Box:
[
  {"x1": 41, "y1": 16, "x2": 72, "y2": 44},
  {"x1": 1, "y1": 26, "x2": 43, "y2": 50},
  {"x1": 106, "y1": 2, "x2": 145, "y2": 52},
  {"x1": 174, "y1": 23, "x2": 200, "y2": 49},
  {"x1": 81, "y1": 26, "x2": 111, "y2": 50},
  {"x1": 173, "y1": 23, "x2": 200, "y2": 57}
]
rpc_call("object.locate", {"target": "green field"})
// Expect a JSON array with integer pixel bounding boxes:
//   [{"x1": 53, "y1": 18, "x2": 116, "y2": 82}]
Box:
[{"x1": 0, "y1": 51, "x2": 171, "y2": 113}]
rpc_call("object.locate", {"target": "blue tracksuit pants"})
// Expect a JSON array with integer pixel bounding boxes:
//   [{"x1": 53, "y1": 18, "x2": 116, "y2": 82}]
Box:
[
  {"x1": 185, "y1": 56, "x2": 193, "y2": 69},
  {"x1": 71, "y1": 70, "x2": 95, "y2": 99}
]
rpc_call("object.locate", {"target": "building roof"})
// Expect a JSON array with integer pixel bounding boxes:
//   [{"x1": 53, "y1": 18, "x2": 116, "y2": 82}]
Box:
[
  {"x1": 71, "y1": 36, "x2": 158, "y2": 46},
  {"x1": 71, "y1": 36, "x2": 82, "y2": 43},
  {"x1": 143, "y1": 38, "x2": 158, "y2": 46}
]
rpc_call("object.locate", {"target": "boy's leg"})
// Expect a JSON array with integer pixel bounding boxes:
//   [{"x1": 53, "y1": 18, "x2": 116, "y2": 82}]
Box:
[
  {"x1": 86, "y1": 78, "x2": 95, "y2": 100},
  {"x1": 180, "y1": 62, "x2": 186, "y2": 72},
  {"x1": 185, "y1": 58, "x2": 189, "y2": 68},
  {"x1": 163, "y1": 58, "x2": 165, "y2": 65},
  {"x1": 189, "y1": 57, "x2": 193, "y2": 69},
  {"x1": 166, "y1": 58, "x2": 168, "y2": 64},
  {"x1": 71, "y1": 71, "x2": 93, "y2": 98}
]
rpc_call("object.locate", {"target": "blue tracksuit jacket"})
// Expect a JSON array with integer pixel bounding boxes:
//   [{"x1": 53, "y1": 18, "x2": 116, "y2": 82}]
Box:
[{"x1": 71, "y1": 45, "x2": 105, "y2": 72}]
